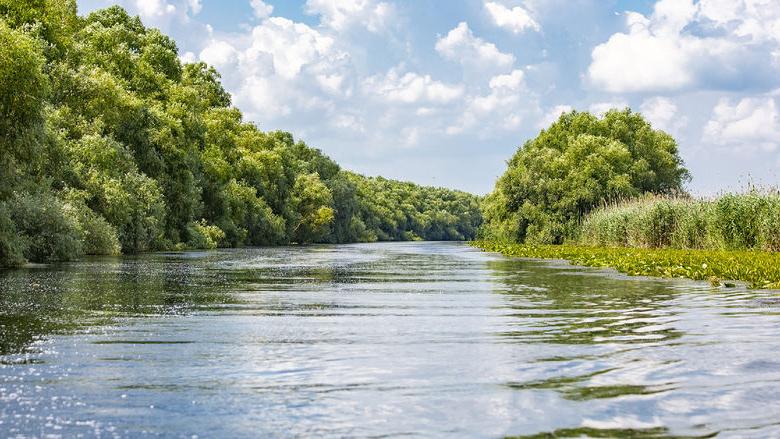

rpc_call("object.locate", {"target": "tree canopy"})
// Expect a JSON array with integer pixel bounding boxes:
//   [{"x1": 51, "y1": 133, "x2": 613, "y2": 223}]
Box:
[
  {"x1": 0, "y1": 3, "x2": 482, "y2": 267},
  {"x1": 481, "y1": 109, "x2": 690, "y2": 244}
]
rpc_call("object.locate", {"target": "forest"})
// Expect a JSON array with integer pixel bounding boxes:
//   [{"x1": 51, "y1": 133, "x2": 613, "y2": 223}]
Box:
[{"x1": 0, "y1": 1, "x2": 482, "y2": 268}]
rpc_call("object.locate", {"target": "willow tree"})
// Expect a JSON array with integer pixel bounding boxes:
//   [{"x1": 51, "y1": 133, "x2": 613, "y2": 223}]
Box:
[{"x1": 481, "y1": 109, "x2": 690, "y2": 244}]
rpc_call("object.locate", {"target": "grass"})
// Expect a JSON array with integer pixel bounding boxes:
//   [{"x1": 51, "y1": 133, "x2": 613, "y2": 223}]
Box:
[
  {"x1": 579, "y1": 191, "x2": 780, "y2": 251},
  {"x1": 473, "y1": 240, "x2": 780, "y2": 290}
]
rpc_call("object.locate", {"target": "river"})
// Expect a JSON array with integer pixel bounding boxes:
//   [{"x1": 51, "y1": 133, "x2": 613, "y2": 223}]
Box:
[{"x1": 1, "y1": 241, "x2": 779, "y2": 437}]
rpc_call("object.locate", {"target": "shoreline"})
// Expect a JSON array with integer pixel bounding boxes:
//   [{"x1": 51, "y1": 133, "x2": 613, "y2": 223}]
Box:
[{"x1": 472, "y1": 240, "x2": 780, "y2": 291}]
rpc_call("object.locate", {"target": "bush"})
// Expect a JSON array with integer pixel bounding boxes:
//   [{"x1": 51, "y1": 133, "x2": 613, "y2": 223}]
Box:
[
  {"x1": 8, "y1": 192, "x2": 84, "y2": 263},
  {"x1": 0, "y1": 203, "x2": 25, "y2": 267},
  {"x1": 186, "y1": 220, "x2": 225, "y2": 250}
]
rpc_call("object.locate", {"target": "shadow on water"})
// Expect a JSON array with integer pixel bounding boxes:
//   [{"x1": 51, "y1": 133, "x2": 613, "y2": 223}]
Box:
[
  {"x1": 487, "y1": 258, "x2": 684, "y2": 345},
  {"x1": 1, "y1": 242, "x2": 779, "y2": 437},
  {"x1": 0, "y1": 253, "x2": 237, "y2": 357}
]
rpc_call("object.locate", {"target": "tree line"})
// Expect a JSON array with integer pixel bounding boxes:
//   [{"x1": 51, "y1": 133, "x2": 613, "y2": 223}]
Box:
[{"x1": 0, "y1": 1, "x2": 482, "y2": 267}]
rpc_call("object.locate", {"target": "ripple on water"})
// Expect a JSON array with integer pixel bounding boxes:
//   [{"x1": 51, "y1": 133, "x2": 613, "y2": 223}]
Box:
[{"x1": 1, "y1": 241, "x2": 780, "y2": 437}]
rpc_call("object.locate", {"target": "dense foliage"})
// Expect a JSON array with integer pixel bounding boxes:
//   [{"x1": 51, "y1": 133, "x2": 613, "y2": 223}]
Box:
[
  {"x1": 0, "y1": 2, "x2": 481, "y2": 268},
  {"x1": 481, "y1": 110, "x2": 690, "y2": 244},
  {"x1": 474, "y1": 240, "x2": 780, "y2": 290},
  {"x1": 580, "y1": 192, "x2": 780, "y2": 252}
]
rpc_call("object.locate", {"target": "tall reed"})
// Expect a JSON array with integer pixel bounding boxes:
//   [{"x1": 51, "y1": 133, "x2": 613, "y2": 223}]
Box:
[{"x1": 578, "y1": 191, "x2": 780, "y2": 252}]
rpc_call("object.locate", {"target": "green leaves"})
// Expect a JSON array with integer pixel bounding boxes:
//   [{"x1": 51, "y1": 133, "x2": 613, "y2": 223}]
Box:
[
  {"x1": 0, "y1": 4, "x2": 484, "y2": 267},
  {"x1": 482, "y1": 109, "x2": 689, "y2": 245}
]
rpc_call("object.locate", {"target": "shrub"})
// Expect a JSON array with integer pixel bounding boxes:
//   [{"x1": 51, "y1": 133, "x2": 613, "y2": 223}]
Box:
[
  {"x1": 187, "y1": 220, "x2": 225, "y2": 250},
  {"x1": 0, "y1": 203, "x2": 25, "y2": 267},
  {"x1": 8, "y1": 192, "x2": 84, "y2": 263}
]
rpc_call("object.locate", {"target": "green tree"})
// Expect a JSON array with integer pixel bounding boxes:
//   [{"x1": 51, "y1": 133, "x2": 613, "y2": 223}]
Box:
[
  {"x1": 0, "y1": 21, "x2": 48, "y2": 196},
  {"x1": 481, "y1": 109, "x2": 689, "y2": 244},
  {"x1": 291, "y1": 173, "x2": 335, "y2": 244}
]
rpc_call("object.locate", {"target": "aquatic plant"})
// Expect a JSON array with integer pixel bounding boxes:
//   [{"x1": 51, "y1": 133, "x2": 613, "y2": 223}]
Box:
[
  {"x1": 474, "y1": 240, "x2": 780, "y2": 290},
  {"x1": 579, "y1": 191, "x2": 780, "y2": 252}
]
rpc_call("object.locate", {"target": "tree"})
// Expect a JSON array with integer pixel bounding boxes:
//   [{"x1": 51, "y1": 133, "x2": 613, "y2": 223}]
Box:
[
  {"x1": 291, "y1": 173, "x2": 335, "y2": 244},
  {"x1": 0, "y1": 21, "x2": 48, "y2": 196},
  {"x1": 481, "y1": 109, "x2": 690, "y2": 244},
  {"x1": 0, "y1": 3, "x2": 484, "y2": 267}
]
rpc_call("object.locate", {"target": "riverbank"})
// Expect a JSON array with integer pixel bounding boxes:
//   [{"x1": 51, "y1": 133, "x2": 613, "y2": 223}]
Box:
[{"x1": 472, "y1": 240, "x2": 780, "y2": 290}]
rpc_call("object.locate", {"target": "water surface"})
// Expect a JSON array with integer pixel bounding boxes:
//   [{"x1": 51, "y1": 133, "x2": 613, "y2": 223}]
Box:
[{"x1": 2, "y1": 242, "x2": 780, "y2": 437}]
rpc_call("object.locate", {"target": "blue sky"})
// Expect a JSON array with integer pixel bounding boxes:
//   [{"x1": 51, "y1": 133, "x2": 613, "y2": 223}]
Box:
[{"x1": 76, "y1": 0, "x2": 780, "y2": 195}]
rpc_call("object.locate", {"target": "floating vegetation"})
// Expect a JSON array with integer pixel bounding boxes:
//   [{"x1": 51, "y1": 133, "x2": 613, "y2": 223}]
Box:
[{"x1": 473, "y1": 241, "x2": 780, "y2": 290}]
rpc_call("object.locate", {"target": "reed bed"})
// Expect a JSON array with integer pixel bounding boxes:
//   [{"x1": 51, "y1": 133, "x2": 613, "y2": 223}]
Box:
[
  {"x1": 578, "y1": 192, "x2": 780, "y2": 252},
  {"x1": 474, "y1": 191, "x2": 780, "y2": 289}
]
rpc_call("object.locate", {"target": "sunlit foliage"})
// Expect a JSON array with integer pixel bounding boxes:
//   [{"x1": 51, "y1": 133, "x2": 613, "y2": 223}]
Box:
[
  {"x1": 0, "y1": 5, "x2": 482, "y2": 267},
  {"x1": 481, "y1": 110, "x2": 690, "y2": 244}
]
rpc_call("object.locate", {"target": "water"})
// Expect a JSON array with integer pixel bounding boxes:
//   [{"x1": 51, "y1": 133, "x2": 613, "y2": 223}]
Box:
[{"x1": 1, "y1": 242, "x2": 780, "y2": 438}]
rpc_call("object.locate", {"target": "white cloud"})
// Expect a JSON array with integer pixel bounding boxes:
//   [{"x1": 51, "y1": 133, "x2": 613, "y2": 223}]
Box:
[
  {"x1": 186, "y1": 0, "x2": 201, "y2": 15},
  {"x1": 305, "y1": 0, "x2": 394, "y2": 33},
  {"x1": 484, "y1": 1, "x2": 539, "y2": 34},
  {"x1": 242, "y1": 17, "x2": 339, "y2": 80},
  {"x1": 640, "y1": 96, "x2": 686, "y2": 134},
  {"x1": 447, "y1": 69, "x2": 530, "y2": 134},
  {"x1": 538, "y1": 104, "x2": 572, "y2": 129},
  {"x1": 489, "y1": 69, "x2": 525, "y2": 90},
  {"x1": 363, "y1": 68, "x2": 464, "y2": 105},
  {"x1": 435, "y1": 22, "x2": 515, "y2": 72},
  {"x1": 135, "y1": 0, "x2": 176, "y2": 18},
  {"x1": 179, "y1": 50, "x2": 197, "y2": 64},
  {"x1": 588, "y1": 0, "x2": 780, "y2": 93},
  {"x1": 250, "y1": 0, "x2": 273, "y2": 19},
  {"x1": 703, "y1": 97, "x2": 780, "y2": 151},
  {"x1": 199, "y1": 40, "x2": 238, "y2": 68}
]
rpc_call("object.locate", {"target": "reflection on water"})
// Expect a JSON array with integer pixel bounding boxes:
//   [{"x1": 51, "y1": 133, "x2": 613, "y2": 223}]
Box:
[{"x1": 1, "y1": 242, "x2": 780, "y2": 437}]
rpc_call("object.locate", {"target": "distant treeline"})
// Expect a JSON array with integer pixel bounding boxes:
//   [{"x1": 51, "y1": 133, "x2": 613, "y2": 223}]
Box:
[{"x1": 0, "y1": 2, "x2": 481, "y2": 267}]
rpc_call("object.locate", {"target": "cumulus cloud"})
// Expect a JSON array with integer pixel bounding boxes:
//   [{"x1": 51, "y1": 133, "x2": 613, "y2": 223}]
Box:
[
  {"x1": 640, "y1": 96, "x2": 686, "y2": 134},
  {"x1": 447, "y1": 69, "x2": 532, "y2": 134},
  {"x1": 305, "y1": 0, "x2": 394, "y2": 33},
  {"x1": 192, "y1": 15, "x2": 353, "y2": 126},
  {"x1": 250, "y1": 0, "x2": 273, "y2": 19},
  {"x1": 484, "y1": 1, "x2": 539, "y2": 34},
  {"x1": 199, "y1": 40, "x2": 238, "y2": 68},
  {"x1": 135, "y1": 0, "x2": 176, "y2": 18},
  {"x1": 242, "y1": 17, "x2": 339, "y2": 80},
  {"x1": 703, "y1": 97, "x2": 780, "y2": 151},
  {"x1": 588, "y1": 0, "x2": 780, "y2": 93},
  {"x1": 435, "y1": 22, "x2": 515, "y2": 72},
  {"x1": 363, "y1": 68, "x2": 464, "y2": 105}
]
